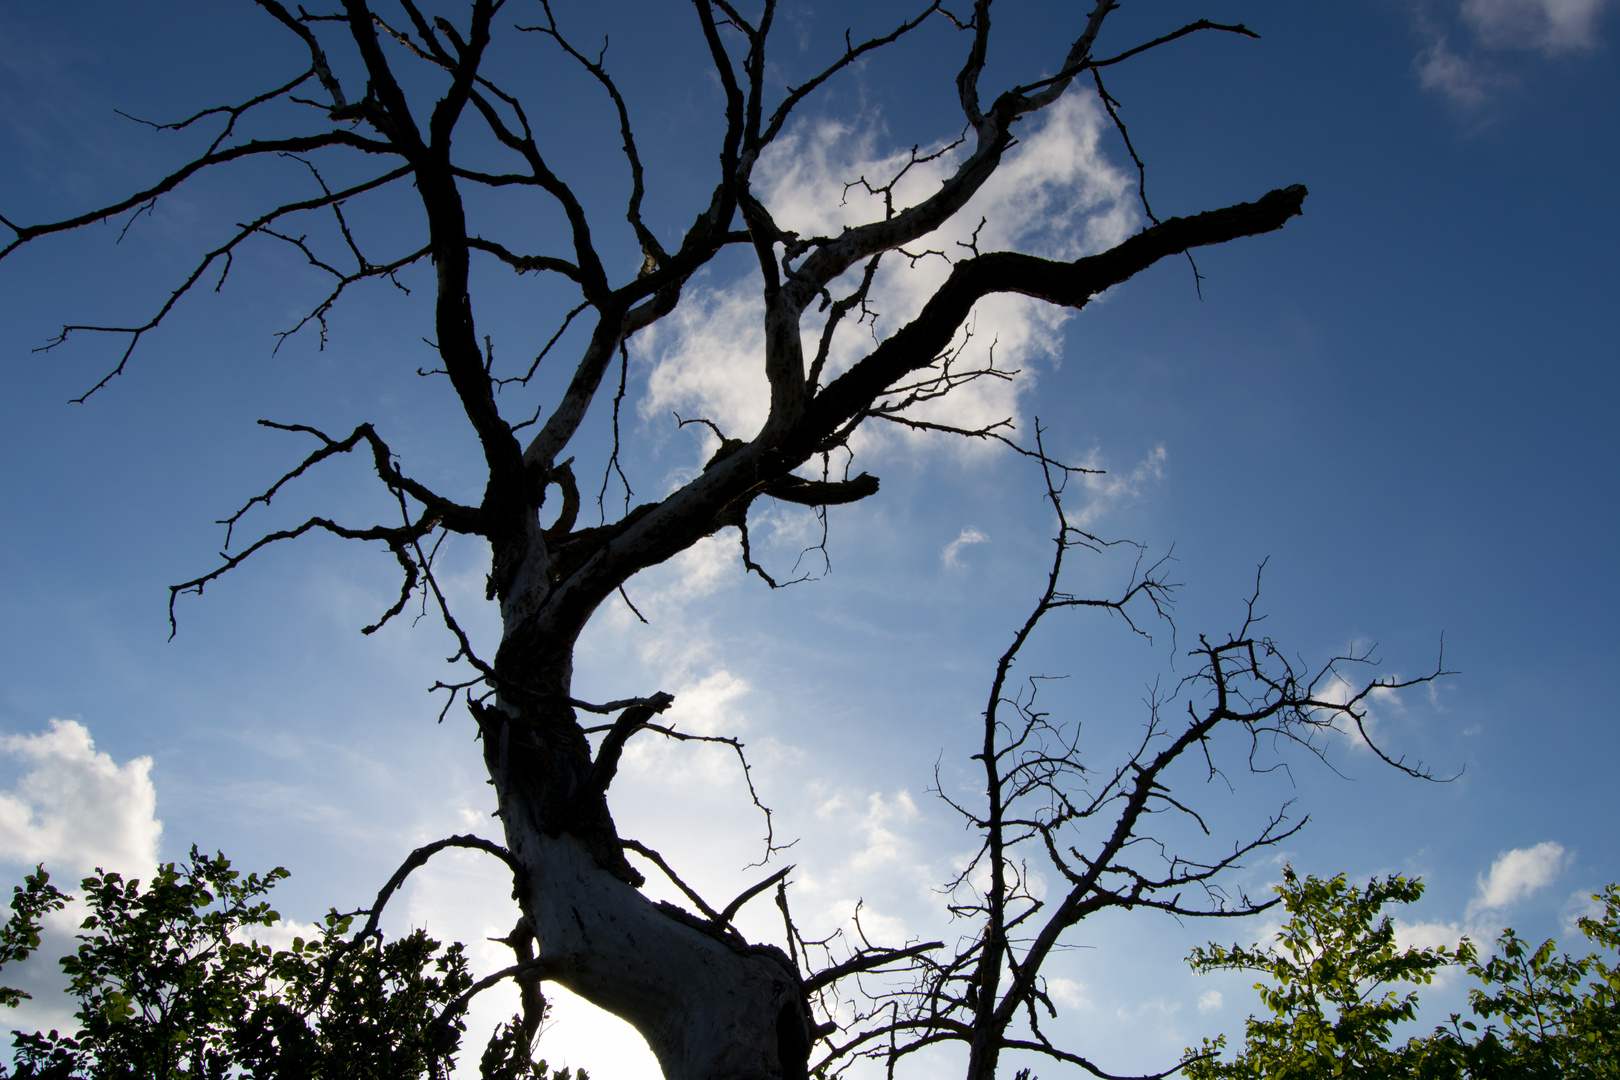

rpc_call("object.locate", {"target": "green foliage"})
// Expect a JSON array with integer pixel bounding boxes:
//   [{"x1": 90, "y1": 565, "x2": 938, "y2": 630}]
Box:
[
  {"x1": 1459, "y1": 883, "x2": 1620, "y2": 1078},
  {"x1": 1182, "y1": 867, "x2": 1466, "y2": 1079},
  {"x1": 0, "y1": 870, "x2": 70, "y2": 1009},
  {"x1": 0, "y1": 850, "x2": 579, "y2": 1080},
  {"x1": 479, "y1": 1017, "x2": 586, "y2": 1080},
  {"x1": 1183, "y1": 869, "x2": 1620, "y2": 1080}
]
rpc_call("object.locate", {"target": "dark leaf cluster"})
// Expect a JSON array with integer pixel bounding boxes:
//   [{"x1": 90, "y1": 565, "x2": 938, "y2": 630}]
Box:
[{"x1": 0, "y1": 851, "x2": 577, "y2": 1080}]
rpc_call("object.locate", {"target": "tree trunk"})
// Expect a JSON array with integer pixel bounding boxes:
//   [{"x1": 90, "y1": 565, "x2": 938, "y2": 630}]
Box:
[{"x1": 474, "y1": 630, "x2": 810, "y2": 1080}]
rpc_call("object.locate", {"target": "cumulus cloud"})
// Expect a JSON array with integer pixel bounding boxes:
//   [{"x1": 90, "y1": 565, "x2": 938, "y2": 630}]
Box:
[
  {"x1": 635, "y1": 92, "x2": 1136, "y2": 467},
  {"x1": 1394, "y1": 916, "x2": 1470, "y2": 952},
  {"x1": 617, "y1": 669, "x2": 758, "y2": 799},
  {"x1": 1387, "y1": 913, "x2": 1475, "y2": 990},
  {"x1": 0, "y1": 721, "x2": 164, "y2": 1043},
  {"x1": 941, "y1": 527, "x2": 989, "y2": 569},
  {"x1": 0, "y1": 719, "x2": 161, "y2": 879},
  {"x1": 1393, "y1": 840, "x2": 1570, "y2": 973},
  {"x1": 661, "y1": 668, "x2": 752, "y2": 739},
  {"x1": 1196, "y1": 989, "x2": 1223, "y2": 1014},
  {"x1": 1471, "y1": 840, "x2": 1567, "y2": 913},
  {"x1": 638, "y1": 285, "x2": 770, "y2": 440}
]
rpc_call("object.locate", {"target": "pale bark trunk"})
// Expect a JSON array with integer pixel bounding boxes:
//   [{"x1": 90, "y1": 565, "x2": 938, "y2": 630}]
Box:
[
  {"x1": 499, "y1": 827, "x2": 808, "y2": 1080},
  {"x1": 479, "y1": 603, "x2": 809, "y2": 1080}
]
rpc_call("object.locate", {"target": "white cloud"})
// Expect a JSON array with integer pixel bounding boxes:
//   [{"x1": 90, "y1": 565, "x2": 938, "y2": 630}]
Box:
[
  {"x1": 638, "y1": 284, "x2": 770, "y2": 440},
  {"x1": 1394, "y1": 917, "x2": 1468, "y2": 953},
  {"x1": 792, "y1": 785, "x2": 937, "y2": 954},
  {"x1": 662, "y1": 668, "x2": 752, "y2": 739},
  {"x1": 1311, "y1": 656, "x2": 1424, "y2": 756},
  {"x1": 1414, "y1": 0, "x2": 1611, "y2": 105},
  {"x1": 1461, "y1": 0, "x2": 1611, "y2": 52},
  {"x1": 1416, "y1": 35, "x2": 1499, "y2": 106},
  {"x1": 635, "y1": 92, "x2": 1136, "y2": 469},
  {"x1": 1387, "y1": 843, "x2": 1570, "y2": 971},
  {"x1": 0, "y1": 721, "x2": 164, "y2": 1045},
  {"x1": 1196, "y1": 989, "x2": 1223, "y2": 1014},
  {"x1": 234, "y1": 916, "x2": 325, "y2": 953},
  {"x1": 0, "y1": 719, "x2": 161, "y2": 879},
  {"x1": 618, "y1": 668, "x2": 758, "y2": 795},
  {"x1": 1390, "y1": 917, "x2": 1472, "y2": 988},
  {"x1": 1471, "y1": 840, "x2": 1567, "y2": 912},
  {"x1": 640, "y1": 534, "x2": 738, "y2": 612},
  {"x1": 1382, "y1": 842, "x2": 1569, "y2": 991},
  {"x1": 941, "y1": 527, "x2": 989, "y2": 568},
  {"x1": 1072, "y1": 444, "x2": 1166, "y2": 527},
  {"x1": 815, "y1": 789, "x2": 921, "y2": 873},
  {"x1": 1562, "y1": 888, "x2": 1607, "y2": 932},
  {"x1": 1049, "y1": 976, "x2": 1093, "y2": 1010}
]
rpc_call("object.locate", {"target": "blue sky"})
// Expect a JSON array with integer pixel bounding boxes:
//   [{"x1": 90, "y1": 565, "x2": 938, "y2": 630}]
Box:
[{"x1": 1, "y1": 1, "x2": 1617, "y2": 1076}]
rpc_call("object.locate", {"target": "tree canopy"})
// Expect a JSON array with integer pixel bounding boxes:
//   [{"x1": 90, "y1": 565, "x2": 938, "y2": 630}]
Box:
[
  {"x1": 1184, "y1": 870, "x2": 1620, "y2": 1079},
  {"x1": 0, "y1": 852, "x2": 584, "y2": 1079}
]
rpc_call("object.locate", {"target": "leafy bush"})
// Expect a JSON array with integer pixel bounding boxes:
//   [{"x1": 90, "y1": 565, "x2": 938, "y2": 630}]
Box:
[
  {"x1": 1184, "y1": 869, "x2": 1620, "y2": 1080},
  {"x1": 0, "y1": 851, "x2": 583, "y2": 1080}
]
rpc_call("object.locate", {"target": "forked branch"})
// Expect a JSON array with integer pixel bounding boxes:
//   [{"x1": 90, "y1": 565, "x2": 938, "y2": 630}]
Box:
[{"x1": 820, "y1": 449, "x2": 1447, "y2": 1078}]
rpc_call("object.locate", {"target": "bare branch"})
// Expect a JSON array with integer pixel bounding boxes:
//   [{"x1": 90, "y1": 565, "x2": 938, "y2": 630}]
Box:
[
  {"x1": 621, "y1": 839, "x2": 722, "y2": 922},
  {"x1": 806, "y1": 941, "x2": 945, "y2": 994},
  {"x1": 2, "y1": 131, "x2": 395, "y2": 262},
  {"x1": 801, "y1": 186, "x2": 1307, "y2": 455},
  {"x1": 430, "y1": 955, "x2": 564, "y2": 1038},
  {"x1": 522, "y1": 4, "x2": 666, "y2": 268},
  {"x1": 581, "y1": 692, "x2": 675, "y2": 799},
  {"x1": 466, "y1": 236, "x2": 585, "y2": 283},
  {"x1": 254, "y1": 0, "x2": 349, "y2": 109},
  {"x1": 1091, "y1": 19, "x2": 1259, "y2": 70},
  {"x1": 350, "y1": 834, "x2": 517, "y2": 949},
  {"x1": 759, "y1": 3, "x2": 946, "y2": 147},
  {"x1": 39, "y1": 165, "x2": 413, "y2": 401},
  {"x1": 717, "y1": 865, "x2": 793, "y2": 927}
]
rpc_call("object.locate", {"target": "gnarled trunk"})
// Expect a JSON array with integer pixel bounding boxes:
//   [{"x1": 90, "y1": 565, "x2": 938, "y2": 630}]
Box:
[{"x1": 475, "y1": 629, "x2": 810, "y2": 1080}]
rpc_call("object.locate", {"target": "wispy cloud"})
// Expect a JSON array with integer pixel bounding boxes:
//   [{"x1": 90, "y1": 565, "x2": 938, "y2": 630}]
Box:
[
  {"x1": 1073, "y1": 444, "x2": 1167, "y2": 527},
  {"x1": 941, "y1": 527, "x2": 989, "y2": 569},
  {"x1": 796, "y1": 786, "x2": 933, "y2": 957},
  {"x1": 1311, "y1": 651, "x2": 1429, "y2": 758},
  {"x1": 1413, "y1": 0, "x2": 1612, "y2": 106},
  {"x1": 1461, "y1": 0, "x2": 1611, "y2": 52},
  {"x1": 1416, "y1": 34, "x2": 1502, "y2": 106}
]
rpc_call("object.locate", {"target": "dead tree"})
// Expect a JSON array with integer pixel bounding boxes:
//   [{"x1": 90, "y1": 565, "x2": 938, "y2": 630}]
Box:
[
  {"x1": 798, "y1": 441, "x2": 1444, "y2": 1080},
  {"x1": 2, "y1": 3, "x2": 1324, "y2": 1078}
]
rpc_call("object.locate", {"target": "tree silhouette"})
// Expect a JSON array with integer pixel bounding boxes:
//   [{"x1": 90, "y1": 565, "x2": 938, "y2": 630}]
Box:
[{"x1": 0, "y1": 4, "x2": 1429, "y2": 1078}]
